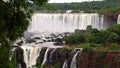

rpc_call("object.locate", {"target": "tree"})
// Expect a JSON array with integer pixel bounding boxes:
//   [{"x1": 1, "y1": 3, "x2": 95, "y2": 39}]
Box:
[
  {"x1": 107, "y1": 24, "x2": 120, "y2": 36},
  {"x1": 0, "y1": 0, "x2": 47, "y2": 67}
]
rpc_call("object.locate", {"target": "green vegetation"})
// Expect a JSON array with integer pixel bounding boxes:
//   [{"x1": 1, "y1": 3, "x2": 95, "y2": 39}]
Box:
[
  {"x1": 109, "y1": 43, "x2": 119, "y2": 50},
  {"x1": 0, "y1": 0, "x2": 47, "y2": 68},
  {"x1": 64, "y1": 24, "x2": 120, "y2": 47},
  {"x1": 82, "y1": 47, "x2": 94, "y2": 54},
  {"x1": 64, "y1": 34, "x2": 86, "y2": 45},
  {"x1": 34, "y1": 1, "x2": 120, "y2": 14}
]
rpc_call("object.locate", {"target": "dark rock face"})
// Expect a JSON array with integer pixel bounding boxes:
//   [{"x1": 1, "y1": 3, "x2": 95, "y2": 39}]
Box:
[
  {"x1": 74, "y1": 29, "x2": 81, "y2": 34},
  {"x1": 15, "y1": 47, "x2": 26, "y2": 68},
  {"x1": 16, "y1": 41, "x2": 23, "y2": 46},
  {"x1": 15, "y1": 46, "x2": 120, "y2": 68},
  {"x1": 77, "y1": 53, "x2": 120, "y2": 68},
  {"x1": 103, "y1": 14, "x2": 118, "y2": 29}
]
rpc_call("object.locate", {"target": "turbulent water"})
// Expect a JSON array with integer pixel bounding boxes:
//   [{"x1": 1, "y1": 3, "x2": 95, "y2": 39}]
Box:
[
  {"x1": 62, "y1": 60, "x2": 68, "y2": 68},
  {"x1": 41, "y1": 48, "x2": 50, "y2": 66},
  {"x1": 70, "y1": 48, "x2": 82, "y2": 68},
  {"x1": 28, "y1": 13, "x2": 104, "y2": 33},
  {"x1": 17, "y1": 13, "x2": 120, "y2": 68},
  {"x1": 117, "y1": 14, "x2": 120, "y2": 24},
  {"x1": 20, "y1": 46, "x2": 42, "y2": 68},
  {"x1": 20, "y1": 42, "x2": 63, "y2": 68}
]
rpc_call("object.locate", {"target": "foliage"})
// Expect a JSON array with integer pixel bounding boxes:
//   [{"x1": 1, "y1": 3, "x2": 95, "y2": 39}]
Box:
[
  {"x1": 52, "y1": 62, "x2": 61, "y2": 68},
  {"x1": 0, "y1": 0, "x2": 47, "y2": 68},
  {"x1": 97, "y1": 51, "x2": 107, "y2": 59},
  {"x1": 107, "y1": 24, "x2": 120, "y2": 36},
  {"x1": 86, "y1": 25, "x2": 92, "y2": 33},
  {"x1": 64, "y1": 34, "x2": 86, "y2": 45},
  {"x1": 36, "y1": 1, "x2": 120, "y2": 14},
  {"x1": 79, "y1": 43, "x2": 91, "y2": 48},
  {"x1": 109, "y1": 43, "x2": 119, "y2": 50},
  {"x1": 0, "y1": 47, "x2": 10, "y2": 68},
  {"x1": 88, "y1": 29, "x2": 104, "y2": 44},
  {"x1": 106, "y1": 33, "x2": 119, "y2": 44},
  {"x1": 82, "y1": 47, "x2": 94, "y2": 54},
  {"x1": 90, "y1": 43, "x2": 102, "y2": 47}
]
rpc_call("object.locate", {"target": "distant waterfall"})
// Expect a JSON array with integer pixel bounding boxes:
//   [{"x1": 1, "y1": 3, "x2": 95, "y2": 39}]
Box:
[
  {"x1": 41, "y1": 48, "x2": 50, "y2": 66},
  {"x1": 62, "y1": 60, "x2": 68, "y2": 68},
  {"x1": 117, "y1": 14, "x2": 120, "y2": 24},
  {"x1": 70, "y1": 48, "x2": 82, "y2": 68},
  {"x1": 28, "y1": 13, "x2": 104, "y2": 33},
  {"x1": 21, "y1": 46, "x2": 41, "y2": 68}
]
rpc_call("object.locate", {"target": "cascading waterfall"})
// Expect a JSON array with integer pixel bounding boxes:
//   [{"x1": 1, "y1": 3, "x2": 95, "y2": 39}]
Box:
[
  {"x1": 19, "y1": 64, "x2": 22, "y2": 68},
  {"x1": 49, "y1": 48, "x2": 57, "y2": 64},
  {"x1": 117, "y1": 14, "x2": 120, "y2": 24},
  {"x1": 19, "y1": 41, "x2": 63, "y2": 68},
  {"x1": 28, "y1": 13, "x2": 104, "y2": 33},
  {"x1": 62, "y1": 60, "x2": 68, "y2": 68},
  {"x1": 21, "y1": 46, "x2": 42, "y2": 68},
  {"x1": 41, "y1": 48, "x2": 50, "y2": 66},
  {"x1": 70, "y1": 48, "x2": 82, "y2": 68}
]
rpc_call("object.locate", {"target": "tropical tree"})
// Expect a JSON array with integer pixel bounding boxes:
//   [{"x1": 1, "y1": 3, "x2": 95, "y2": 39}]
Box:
[{"x1": 0, "y1": 0, "x2": 47, "y2": 67}]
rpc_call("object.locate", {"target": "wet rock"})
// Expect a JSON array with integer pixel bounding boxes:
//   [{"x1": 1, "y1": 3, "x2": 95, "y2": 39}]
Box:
[
  {"x1": 74, "y1": 29, "x2": 81, "y2": 34},
  {"x1": 15, "y1": 47, "x2": 26, "y2": 68}
]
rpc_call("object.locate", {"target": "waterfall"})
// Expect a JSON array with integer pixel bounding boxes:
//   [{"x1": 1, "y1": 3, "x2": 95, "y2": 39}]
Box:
[
  {"x1": 49, "y1": 48, "x2": 57, "y2": 64},
  {"x1": 70, "y1": 48, "x2": 82, "y2": 68},
  {"x1": 117, "y1": 14, "x2": 120, "y2": 24},
  {"x1": 41, "y1": 48, "x2": 50, "y2": 66},
  {"x1": 62, "y1": 60, "x2": 68, "y2": 68},
  {"x1": 20, "y1": 42, "x2": 63, "y2": 68},
  {"x1": 28, "y1": 13, "x2": 104, "y2": 33},
  {"x1": 21, "y1": 46, "x2": 41, "y2": 68},
  {"x1": 19, "y1": 64, "x2": 21, "y2": 68}
]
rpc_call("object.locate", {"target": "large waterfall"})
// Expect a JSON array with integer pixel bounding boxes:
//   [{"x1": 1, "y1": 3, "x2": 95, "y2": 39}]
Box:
[
  {"x1": 28, "y1": 13, "x2": 104, "y2": 33},
  {"x1": 117, "y1": 14, "x2": 120, "y2": 24},
  {"x1": 17, "y1": 13, "x2": 120, "y2": 68},
  {"x1": 19, "y1": 42, "x2": 63, "y2": 68},
  {"x1": 20, "y1": 46, "x2": 42, "y2": 68}
]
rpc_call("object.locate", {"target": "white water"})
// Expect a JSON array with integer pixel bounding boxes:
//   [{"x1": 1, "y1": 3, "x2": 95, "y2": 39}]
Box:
[
  {"x1": 70, "y1": 48, "x2": 82, "y2": 68},
  {"x1": 41, "y1": 48, "x2": 50, "y2": 66},
  {"x1": 21, "y1": 46, "x2": 42, "y2": 68},
  {"x1": 20, "y1": 42, "x2": 63, "y2": 68},
  {"x1": 28, "y1": 13, "x2": 104, "y2": 33},
  {"x1": 62, "y1": 60, "x2": 68, "y2": 68},
  {"x1": 49, "y1": 48, "x2": 57, "y2": 63},
  {"x1": 117, "y1": 14, "x2": 120, "y2": 24},
  {"x1": 19, "y1": 64, "x2": 21, "y2": 68}
]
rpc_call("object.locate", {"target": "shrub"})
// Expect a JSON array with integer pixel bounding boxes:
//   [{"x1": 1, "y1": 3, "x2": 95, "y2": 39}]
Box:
[
  {"x1": 89, "y1": 34, "x2": 104, "y2": 44},
  {"x1": 90, "y1": 43, "x2": 102, "y2": 47},
  {"x1": 109, "y1": 43, "x2": 119, "y2": 50},
  {"x1": 107, "y1": 24, "x2": 120, "y2": 36},
  {"x1": 64, "y1": 34, "x2": 86, "y2": 44},
  {"x1": 82, "y1": 47, "x2": 94, "y2": 54},
  {"x1": 106, "y1": 32, "x2": 119, "y2": 44},
  {"x1": 86, "y1": 25, "x2": 92, "y2": 33},
  {"x1": 90, "y1": 28, "x2": 100, "y2": 35}
]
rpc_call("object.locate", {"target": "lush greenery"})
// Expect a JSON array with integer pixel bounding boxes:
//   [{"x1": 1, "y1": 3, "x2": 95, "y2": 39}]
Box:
[
  {"x1": 64, "y1": 24, "x2": 120, "y2": 47},
  {"x1": 34, "y1": 1, "x2": 120, "y2": 14},
  {"x1": 0, "y1": 0, "x2": 47, "y2": 68}
]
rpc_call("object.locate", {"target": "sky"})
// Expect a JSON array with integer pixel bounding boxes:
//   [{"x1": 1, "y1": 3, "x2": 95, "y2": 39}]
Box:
[{"x1": 48, "y1": 0, "x2": 103, "y2": 3}]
